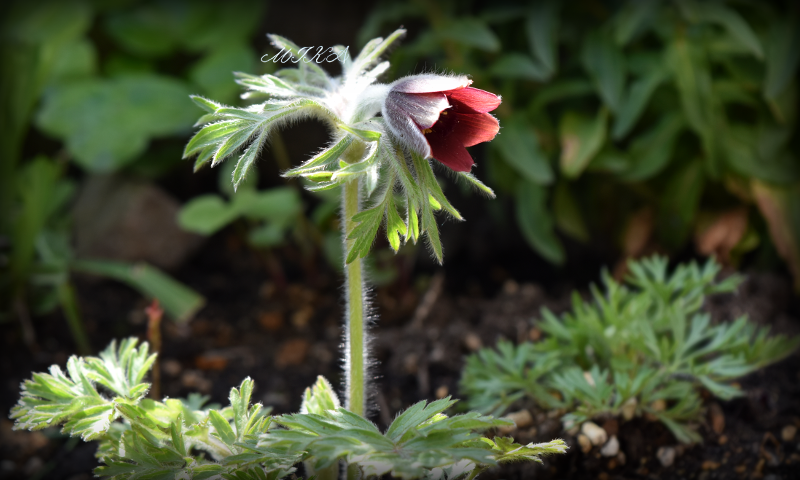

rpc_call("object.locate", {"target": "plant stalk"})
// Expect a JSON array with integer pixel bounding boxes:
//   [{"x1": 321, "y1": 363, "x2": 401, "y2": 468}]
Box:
[{"x1": 342, "y1": 179, "x2": 366, "y2": 416}]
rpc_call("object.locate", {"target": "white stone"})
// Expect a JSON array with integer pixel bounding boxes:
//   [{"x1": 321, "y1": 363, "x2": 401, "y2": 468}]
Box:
[
  {"x1": 600, "y1": 435, "x2": 620, "y2": 457},
  {"x1": 581, "y1": 421, "x2": 608, "y2": 446},
  {"x1": 657, "y1": 446, "x2": 676, "y2": 467},
  {"x1": 621, "y1": 397, "x2": 637, "y2": 421}
]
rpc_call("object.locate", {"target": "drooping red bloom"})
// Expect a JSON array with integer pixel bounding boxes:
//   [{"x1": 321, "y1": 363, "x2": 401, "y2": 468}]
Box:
[{"x1": 382, "y1": 75, "x2": 501, "y2": 172}]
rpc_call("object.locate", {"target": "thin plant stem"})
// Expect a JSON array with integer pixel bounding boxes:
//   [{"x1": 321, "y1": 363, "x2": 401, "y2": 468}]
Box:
[
  {"x1": 145, "y1": 300, "x2": 163, "y2": 400},
  {"x1": 343, "y1": 179, "x2": 365, "y2": 416},
  {"x1": 57, "y1": 281, "x2": 91, "y2": 355}
]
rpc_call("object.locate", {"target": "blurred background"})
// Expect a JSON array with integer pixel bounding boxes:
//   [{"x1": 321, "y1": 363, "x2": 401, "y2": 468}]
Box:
[
  {"x1": 3, "y1": 0, "x2": 798, "y2": 344},
  {"x1": 1, "y1": 0, "x2": 799, "y2": 477}
]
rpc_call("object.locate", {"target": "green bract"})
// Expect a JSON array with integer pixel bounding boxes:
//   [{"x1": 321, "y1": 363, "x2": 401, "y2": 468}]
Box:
[{"x1": 461, "y1": 256, "x2": 800, "y2": 443}]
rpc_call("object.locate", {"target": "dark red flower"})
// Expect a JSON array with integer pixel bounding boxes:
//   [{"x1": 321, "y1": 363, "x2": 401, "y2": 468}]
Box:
[{"x1": 382, "y1": 75, "x2": 501, "y2": 172}]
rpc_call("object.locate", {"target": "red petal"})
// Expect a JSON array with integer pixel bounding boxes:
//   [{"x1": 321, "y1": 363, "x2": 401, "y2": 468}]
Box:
[
  {"x1": 445, "y1": 87, "x2": 501, "y2": 113},
  {"x1": 427, "y1": 129, "x2": 475, "y2": 172},
  {"x1": 449, "y1": 112, "x2": 500, "y2": 147}
]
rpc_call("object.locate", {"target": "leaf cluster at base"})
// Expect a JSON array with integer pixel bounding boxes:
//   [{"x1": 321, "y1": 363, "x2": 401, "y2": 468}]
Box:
[
  {"x1": 460, "y1": 256, "x2": 800, "y2": 444},
  {"x1": 10, "y1": 343, "x2": 566, "y2": 479}
]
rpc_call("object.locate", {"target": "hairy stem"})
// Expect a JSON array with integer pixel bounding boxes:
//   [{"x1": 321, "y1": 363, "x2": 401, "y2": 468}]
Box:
[{"x1": 343, "y1": 179, "x2": 366, "y2": 416}]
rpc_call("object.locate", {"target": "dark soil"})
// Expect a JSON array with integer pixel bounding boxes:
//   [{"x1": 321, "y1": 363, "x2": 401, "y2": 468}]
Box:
[{"x1": 2, "y1": 234, "x2": 799, "y2": 480}]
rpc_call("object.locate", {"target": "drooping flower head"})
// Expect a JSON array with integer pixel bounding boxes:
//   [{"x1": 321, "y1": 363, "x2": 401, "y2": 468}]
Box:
[{"x1": 382, "y1": 74, "x2": 501, "y2": 172}]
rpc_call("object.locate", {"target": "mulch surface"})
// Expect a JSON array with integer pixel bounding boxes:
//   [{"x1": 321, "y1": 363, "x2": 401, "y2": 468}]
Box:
[{"x1": 2, "y1": 235, "x2": 799, "y2": 480}]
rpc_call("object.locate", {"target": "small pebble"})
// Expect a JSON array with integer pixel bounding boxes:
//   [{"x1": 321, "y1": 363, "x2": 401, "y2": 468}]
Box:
[
  {"x1": 781, "y1": 425, "x2": 797, "y2": 442},
  {"x1": 651, "y1": 399, "x2": 667, "y2": 412},
  {"x1": 702, "y1": 460, "x2": 720, "y2": 470},
  {"x1": 621, "y1": 397, "x2": 637, "y2": 421},
  {"x1": 601, "y1": 435, "x2": 620, "y2": 457},
  {"x1": 195, "y1": 353, "x2": 228, "y2": 371},
  {"x1": 502, "y1": 279, "x2": 519, "y2": 295},
  {"x1": 435, "y1": 385, "x2": 449, "y2": 399},
  {"x1": 497, "y1": 409, "x2": 533, "y2": 435},
  {"x1": 577, "y1": 434, "x2": 592, "y2": 453},
  {"x1": 709, "y1": 403, "x2": 725, "y2": 434},
  {"x1": 291, "y1": 306, "x2": 313, "y2": 329},
  {"x1": 258, "y1": 311, "x2": 284, "y2": 331},
  {"x1": 180, "y1": 370, "x2": 212, "y2": 393},
  {"x1": 657, "y1": 446, "x2": 676, "y2": 467},
  {"x1": 162, "y1": 359, "x2": 182, "y2": 376},
  {"x1": 581, "y1": 421, "x2": 608, "y2": 446},
  {"x1": 617, "y1": 451, "x2": 627, "y2": 466},
  {"x1": 505, "y1": 410, "x2": 533, "y2": 429},
  {"x1": 463, "y1": 333, "x2": 483, "y2": 351},
  {"x1": 528, "y1": 327, "x2": 542, "y2": 341},
  {"x1": 276, "y1": 338, "x2": 310, "y2": 367}
]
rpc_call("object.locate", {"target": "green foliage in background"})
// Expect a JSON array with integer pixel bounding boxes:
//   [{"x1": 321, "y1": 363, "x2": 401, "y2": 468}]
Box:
[
  {"x1": 179, "y1": 159, "x2": 303, "y2": 248},
  {"x1": 0, "y1": 0, "x2": 270, "y2": 348},
  {"x1": 460, "y1": 256, "x2": 800, "y2": 444},
  {"x1": 11, "y1": 339, "x2": 567, "y2": 479},
  {"x1": 362, "y1": 0, "x2": 800, "y2": 284}
]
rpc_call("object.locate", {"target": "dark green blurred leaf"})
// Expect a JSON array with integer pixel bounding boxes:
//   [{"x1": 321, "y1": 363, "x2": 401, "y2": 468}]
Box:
[
  {"x1": 582, "y1": 31, "x2": 626, "y2": 113},
  {"x1": 182, "y1": 0, "x2": 266, "y2": 52},
  {"x1": 553, "y1": 182, "x2": 588, "y2": 242},
  {"x1": 436, "y1": 18, "x2": 500, "y2": 52},
  {"x1": 72, "y1": 260, "x2": 205, "y2": 322},
  {"x1": 190, "y1": 43, "x2": 256, "y2": 103},
  {"x1": 530, "y1": 79, "x2": 593, "y2": 112},
  {"x1": 35, "y1": 74, "x2": 197, "y2": 172},
  {"x1": 559, "y1": 109, "x2": 608, "y2": 179},
  {"x1": 357, "y1": 3, "x2": 423, "y2": 47},
  {"x1": 248, "y1": 223, "x2": 285, "y2": 248},
  {"x1": 493, "y1": 115, "x2": 553, "y2": 185},
  {"x1": 588, "y1": 148, "x2": 630, "y2": 174},
  {"x1": 233, "y1": 188, "x2": 302, "y2": 225},
  {"x1": 614, "y1": 0, "x2": 660, "y2": 46},
  {"x1": 525, "y1": 1, "x2": 559, "y2": 79},
  {"x1": 670, "y1": 38, "x2": 720, "y2": 176},
  {"x1": 724, "y1": 124, "x2": 800, "y2": 184},
  {"x1": 763, "y1": 16, "x2": 800, "y2": 107},
  {"x1": 677, "y1": 0, "x2": 763, "y2": 59},
  {"x1": 490, "y1": 54, "x2": 550, "y2": 82},
  {"x1": 10, "y1": 157, "x2": 61, "y2": 286},
  {"x1": 714, "y1": 80, "x2": 758, "y2": 107},
  {"x1": 56, "y1": 281, "x2": 91, "y2": 354},
  {"x1": 480, "y1": 5, "x2": 525, "y2": 24},
  {"x1": 104, "y1": 0, "x2": 264, "y2": 56},
  {"x1": 619, "y1": 113, "x2": 683, "y2": 181},
  {"x1": 516, "y1": 181, "x2": 564, "y2": 264},
  {"x1": 177, "y1": 195, "x2": 238, "y2": 235},
  {"x1": 612, "y1": 58, "x2": 667, "y2": 140},
  {"x1": 2, "y1": 0, "x2": 91, "y2": 44},
  {"x1": 104, "y1": 1, "x2": 195, "y2": 57},
  {"x1": 658, "y1": 161, "x2": 704, "y2": 248},
  {"x1": 178, "y1": 187, "x2": 301, "y2": 237},
  {"x1": 45, "y1": 39, "x2": 97, "y2": 88}
]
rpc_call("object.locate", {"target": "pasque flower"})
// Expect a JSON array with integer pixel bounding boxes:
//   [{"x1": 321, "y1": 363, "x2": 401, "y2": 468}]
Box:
[{"x1": 382, "y1": 74, "x2": 501, "y2": 172}]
